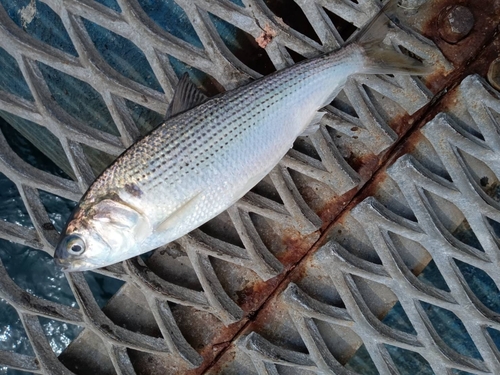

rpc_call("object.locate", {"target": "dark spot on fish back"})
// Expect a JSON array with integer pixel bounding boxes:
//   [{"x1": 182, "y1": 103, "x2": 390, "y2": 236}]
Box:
[{"x1": 125, "y1": 183, "x2": 143, "y2": 198}]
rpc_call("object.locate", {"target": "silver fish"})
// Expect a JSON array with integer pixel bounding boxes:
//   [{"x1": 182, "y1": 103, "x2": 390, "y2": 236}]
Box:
[{"x1": 54, "y1": 0, "x2": 428, "y2": 271}]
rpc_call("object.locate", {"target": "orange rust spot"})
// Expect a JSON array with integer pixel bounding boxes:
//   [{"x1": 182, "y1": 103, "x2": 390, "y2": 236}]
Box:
[
  {"x1": 421, "y1": 0, "x2": 499, "y2": 69},
  {"x1": 318, "y1": 188, "x2": 357, "y2": 231},
  {"x1": 236, "y1": 276, "x2": 282, "y2": 312},
  {"x1": 255, "y1": 24, "x2": 277, "y2": 48}
]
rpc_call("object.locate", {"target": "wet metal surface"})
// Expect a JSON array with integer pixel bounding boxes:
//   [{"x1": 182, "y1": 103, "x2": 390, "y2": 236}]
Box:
[{"x1": 0, "y1": 0, "x2": 498, "y2": 374}]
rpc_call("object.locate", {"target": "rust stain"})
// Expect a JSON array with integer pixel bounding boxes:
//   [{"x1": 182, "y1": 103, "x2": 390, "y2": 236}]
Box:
[
  {"x1": 194, "y1": 5, "x2": 500, "y2": 374},
  {"x1": 421, "y1": 0, "x2": 500, "y2": 69},
  {"x1": 318, "y1": 188, "x2": 357, "y2": 231},
  {"x1": 255, "y1": 24, "x2": 277, "y2": 48}
]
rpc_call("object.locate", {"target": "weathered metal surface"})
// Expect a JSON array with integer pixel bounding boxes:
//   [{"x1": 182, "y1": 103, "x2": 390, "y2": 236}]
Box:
[
  {"x1": 207, "y1": 72, "x2": 500, "y2": 374},
  {"x1": 0, "y1": 0, "x2": 498, "y2": 374}
]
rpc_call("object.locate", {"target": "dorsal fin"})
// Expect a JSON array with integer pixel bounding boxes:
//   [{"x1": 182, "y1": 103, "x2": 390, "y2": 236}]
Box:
[{"x1": 165, "y1": 73, "x2": 208, "y2": 119}]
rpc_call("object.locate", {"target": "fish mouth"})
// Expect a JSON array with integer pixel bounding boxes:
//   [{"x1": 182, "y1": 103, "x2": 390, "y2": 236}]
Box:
[{"x1": 53, "y1": 256, "x2": 92, "y2": 272}]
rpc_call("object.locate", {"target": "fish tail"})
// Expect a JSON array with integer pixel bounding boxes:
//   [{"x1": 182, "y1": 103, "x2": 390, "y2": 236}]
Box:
[{"x1": 349, "y1": 0, "x2": 430, "y2": 75}]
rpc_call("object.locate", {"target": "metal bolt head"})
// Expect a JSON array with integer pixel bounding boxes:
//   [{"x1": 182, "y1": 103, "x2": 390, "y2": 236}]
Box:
[
  {"x1": 488, "y1": 57, "x2": 500, "y2": 90},
  {"x1": 438, "y1": 5, "x2": 475, "y2": 44}
]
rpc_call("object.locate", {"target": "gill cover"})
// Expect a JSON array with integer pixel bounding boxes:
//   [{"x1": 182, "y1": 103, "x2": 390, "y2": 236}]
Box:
[{"x1": 91, "y1": 199, "x2": 152, "y2": 247}]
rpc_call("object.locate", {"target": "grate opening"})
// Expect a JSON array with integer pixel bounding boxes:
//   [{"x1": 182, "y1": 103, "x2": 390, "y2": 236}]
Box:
[
  {"x1": 385, "y1": 344, "x2": 434, "y2": 375},
  {"x1": 0, "y1": 47, "x2": 33, "y2": 101},
  {"x1": 167, "y1": 55, "x2": 223, "y2": 97},
  {"x1": 0, "y1": 175, "x2": 33, "y2": 228},
  {"x1": 82, "y1": 18, "x2": 164, "y2": 92},
  {"x1": 345, "y1": 343, "x2": 379, "y2": 374},
  {"x1": 0, "y1": 0, "x2": 78, "y2": 56},
  {"x1": 37, "y1": 62, "x2": 120, "y2": 137},
  {"x1": 207, "y1": 13, "x2": 276, "y2": 77},
  {"x1": 420, "y1": 301, "x2": 483, "y2": 360},
  {"x1": 263, "y1": 0, "x2": 321, "y2": 45},
  {"x1": 454, "y1": 259, "x2": 500, "y2": 313},
  {"x1": 0, "y1": 112, "x2": 75, "y2": 180},
  {"x1": 322, "y1": 7, "x2": 357, "y2": 43},
  {"x1": 125, "y1": 99, "x2": 164, "y2": 136},
  {"x1": 0, "y1": 299, "x2": 34, "y2": 356}
]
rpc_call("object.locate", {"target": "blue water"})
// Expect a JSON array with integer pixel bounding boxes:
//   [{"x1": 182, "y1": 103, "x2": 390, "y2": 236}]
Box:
[
  {"x1": 346, "y1": 230, "x2": 500, "y2": 374},
  {"x1": 0, "y1": 121, "x2": 123, "y2": 375}
]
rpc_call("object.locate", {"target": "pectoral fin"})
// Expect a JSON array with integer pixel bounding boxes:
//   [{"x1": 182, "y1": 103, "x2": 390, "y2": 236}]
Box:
[{"x1": 154, "y1": 193, "x2": 202, "y2": 234}]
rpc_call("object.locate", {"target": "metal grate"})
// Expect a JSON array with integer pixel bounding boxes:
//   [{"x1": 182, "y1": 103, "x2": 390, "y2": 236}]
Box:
[
  {"x1": 218, "y1": 75, "x2": 500, "y2": 374},
  {"x1": 0, "y1": 0, "x2": 470, "y2": 373}
]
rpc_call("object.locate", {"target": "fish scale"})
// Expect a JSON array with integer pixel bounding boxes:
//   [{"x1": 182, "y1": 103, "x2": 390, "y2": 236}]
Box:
[{"x1": 55, "y1": 0, "x2": 430, "y2": 271}]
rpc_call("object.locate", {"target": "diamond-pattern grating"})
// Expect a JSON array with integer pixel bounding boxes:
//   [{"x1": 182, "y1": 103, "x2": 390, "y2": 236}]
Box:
[{"x1": 0, "y1": 0, "x2": 498, "y2": 374}]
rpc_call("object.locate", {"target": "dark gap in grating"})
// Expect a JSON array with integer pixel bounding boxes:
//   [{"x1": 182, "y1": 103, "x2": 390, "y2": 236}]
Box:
[
  {"x1": 263, "y1": 0, "x2": 321, "y2": 44},
  {"x1": 2, "y1": 368, "x2": 35, "y2": 375},
  {"x1": 0, "y1": 239, "x2": 77, "y2": 307},
  {"x1": 102, "y1": 288, "x2": 163, "y2": 339},
  {"x1": 38, "y1": 317, "x2": 83, "y2": 355},
  {"x1": 125, "y1": 98, "x2": 164, "y2": 136},
  {"x1": 207, "y1": 13, "x2": 276, "y2": 76},
  {"x1": 0, "y1": 0, "x2": 78, "y2": 56},
  {"x1": 344, "y1": 344, "x2": 379, "y2": 374},
  {"x1": 0, "y1": 173, "x2": 33, "y2": 228},
  {"x1": 447, "y1": 113, "x2": 484, "y2": 141},
  {"x1": 486, "y1": 217, "x2": 500, "y2": 239},
  {"x1": 37, "y1": 62, "x2": 120, "y2": 137},
  {"x1": 455, "y1": 259, "x2": 500, "y2": 313},
  {"x1": 322, "y1": 7, "x2": 358, "y2": 42},
  {"x1": 418, "y1": 259, "x2": 451, "y2": 292},
  {"x1": 384, "y1": 344, "x2": 434, "y2": 375},
  {"x1": 0, "y1": 113, "x2": 73, "y2": 180},
  {"x1": 199, "y1": 211, "x2": 245, "y2": 249},
  {"x1": 457, "y1": 147, "x2": 496, "y2": 196},
  {"x1": 82, "y1": 271, "x2": 125, "y2": 309},
  {"x1": 93, "y1": 0, "x2": 121, "y2": 12},
  {"x1": 491, "y1": 182, "x2": 500, "y2": 202},
  {"x1": 422, "y1": 190, "x2": 484, "y2": 253},
  {"x1": 486, "y1": 327, "x2": 500, "y2": 353},
  {"x1": 146, "y1": 243, "x2": 203, "y2": 292},
  {"x1": 228, "y1": 0, "x2": 244, "y2": 7},
  {"x1": 250, "y1": 178, "x2": 284, "y2": 205},
  {"x1": 452, "y1": 217, "x2": 485, "y2": 252},
  {"x1": 398, "y1": 45, "x2": 424, "y2": 64},
  {"x1": 82, "y1": 18, "x2": 163, "y2": 93},
  {"x1": 138, "y1": 0, "x2": 202, "y2": 48},
  {"x1": 0, "y1": 299, "x2": 34, "y2": 356},
  {"x1": 38, "y1": 190, "x2": 77, "y2": 233},
  {"x1": 382, "y1": 301, "x2": 417, "y2": 335},
  {"x1": 248, "y1": 211, "x2": 282, "y2": 258},
  {"x1": 168, "y1": 55, "x2": 224, "y2": 97},
  {"x1": 451, "y1": 370, "x2": 477, "y2": 375},
  {"x1": 387, "y1": 231, "x2": 431, "y2": 275},
  {"x1": 292, "y1": 137, "x2": 321, "y2": 160},
  {"x1": 284, "y1": 47, "x2": 307, "y2": 64},
  {"x1": 0, "y1": 47, "x2": 33, "y2": 101},
  {"x1": 331, "y1": 95, "x2": 359, "y2": 118},
  {"x1": 59, "y1": 329, "x2": 117, "y2": 375},
  {"x1": 80, "y1": 143, "x2": 117, "y2": 177},
  {"x1": 420, "y1": 301, "x2": 483, "y2": 360}
]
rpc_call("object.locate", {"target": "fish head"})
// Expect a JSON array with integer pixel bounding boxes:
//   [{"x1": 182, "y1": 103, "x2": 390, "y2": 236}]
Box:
[{"x1": 54, "y1": 198, "x2": 152, "y2": 271}]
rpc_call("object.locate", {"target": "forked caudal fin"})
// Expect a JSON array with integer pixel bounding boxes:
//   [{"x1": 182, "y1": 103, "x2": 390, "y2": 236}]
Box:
[{"x1": 348, "y1": 0, "x2": 431, "y2": 76}]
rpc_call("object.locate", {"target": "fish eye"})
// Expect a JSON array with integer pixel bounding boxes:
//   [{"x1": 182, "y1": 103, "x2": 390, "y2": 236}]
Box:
[{"x1": 66, "y1": 235, "x2": 86, "y2": 256}]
